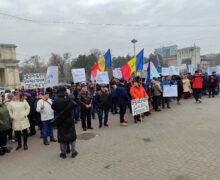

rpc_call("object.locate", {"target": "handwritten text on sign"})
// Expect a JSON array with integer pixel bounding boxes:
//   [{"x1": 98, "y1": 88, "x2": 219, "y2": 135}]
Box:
[
  {"x1": 131, "y1": 98, "x2": 149, "y2": 116},
  {"x1": 72, "y1": 68, "x2": 86, "y2": 83},
  {"x1": 23, "y1": 73, "x2": 45, "y2": 89}
]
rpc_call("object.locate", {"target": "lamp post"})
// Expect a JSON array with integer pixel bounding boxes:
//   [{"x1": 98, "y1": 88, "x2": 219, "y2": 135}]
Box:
[{"x1": 131, "y1": 39, "x2": 138, "y2": 56}]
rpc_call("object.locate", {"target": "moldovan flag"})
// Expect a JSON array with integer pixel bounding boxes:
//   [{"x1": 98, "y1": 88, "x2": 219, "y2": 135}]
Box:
[
  {"x1": 97, "y1": 56, "x2": 105, "y2": 72},
  {"x1": 91, "y1": 63, "x2": 100, "y2": 77}
]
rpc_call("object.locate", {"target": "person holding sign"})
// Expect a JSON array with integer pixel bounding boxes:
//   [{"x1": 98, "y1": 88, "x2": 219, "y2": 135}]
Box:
[
  {"x1": 77, "y1": 83, "x2": 93, "y2": 131},
  {"x1": 161, "y1": 76, "x2": 171, "y2": 109},
  {"x1": 95, "y1": 85, "x2": 111, "y2": 128},
  {"x1": 130, "y1": 76, "x2": 148, "y2": 123}
]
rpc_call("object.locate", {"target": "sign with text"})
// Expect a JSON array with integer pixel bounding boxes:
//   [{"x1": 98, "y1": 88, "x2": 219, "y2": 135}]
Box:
[
  {"x1": 163, "y1": 85, "x2": 178, "y2": 97},
  {"x1": 131, "y1": 97, "x2": 149, "y2": 116},
  {"x1": 188, "y1": 64, "x2": 195, "y2": 74},
  {"x1": 169, "y1": 66, "x2": 180, "y2": 75},
  {"x1": 72, "y1": 68, "x2": 86, "y2": 83},
  {"x1": 161, "y1": 67, "x2": 169, "y2": 76},
  {"x1": 113, "y1": 68, "x2": 123, "y2": 79},
  {"x1": 45, "y1": 66, "x2": 58, "y2": 87},
  {"x1": 95, "y1": 71, "x2": 109, "y2": 84},
  {"x1": 23, "y1": 73, "x2": 45, "y2": 89},
  {"x1": 208, "y1": 66, "x2": 220, "y2": 75}
]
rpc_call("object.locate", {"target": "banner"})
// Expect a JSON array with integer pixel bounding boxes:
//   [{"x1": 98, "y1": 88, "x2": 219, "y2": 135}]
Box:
[
  {"x1": 113, "y1": 68, "x2": 123, "y2": 79},
  {"x1": 45, "y1": 66, "x2": 58, "y2": 87},
  {"x1": 23, "y1": 73, "x2": 45, "y2": 89},
  {"x1": 169, "y1": 66, "x2": 180, "y2": 75},
  {"x1": 188, "y1": 64, "x2": 195, "y2": 74},
  {"x1": 95, "y1": 71, "x2": 109, "y2": 84},
  {"x1": 208, "y1": 67, "x2": 220, "y2": 75},
  {"x1": 161, "y1": 67, "x2": 169, "y2": 76},
  {"x1": 72, "y1": 68, "x2": 86, "y2": 83},
  {"x1": 163, "y1": 85, "x2": 178, "y2": 97},
  {"x1": 131, "y1": 97, "x2": 149, "y2": 116}
]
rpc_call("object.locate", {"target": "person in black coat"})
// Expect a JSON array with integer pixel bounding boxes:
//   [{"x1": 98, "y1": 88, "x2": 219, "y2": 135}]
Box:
[{"x1": 51, "y1": 86, "x2": 78, "y2": 159}]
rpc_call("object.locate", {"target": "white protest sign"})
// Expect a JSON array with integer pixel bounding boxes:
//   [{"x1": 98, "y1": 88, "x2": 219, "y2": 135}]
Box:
[
  {"x1": 23, "y1": 73, "x2": 45, "y2": 89},
  {"x1": 72, "y1": 68, "x2": 86, "y2": 83},
  {"x1": 179, "y1": 64, "x2": 187, "y2": 73},
  {"x1": 95, "y1": 71, "x2": 109, "y2": 84},
  {"x1": 131, "y1": 97, "x2": 149, "y2": 116},
  {"x1": 188, "y1": 64, "x2": 195, "y2": 74},
  {"x1": 163, "y1": 85, "x2": 178, "y2": 97},
  {"x1": 161, "y1": 67, "x2": 169, "y2": 76},
  {"x1": 113, "y1": 68, "x2": 123, "y2": 79},
  {"x1": 46, "y1": 66, "x2": 58, "y2": 87},
  {"x1": 208, "y1": 67, "x2": 220, "y2": 75},
  {"x1": 169, "y1": 66, "x2": 180, "y2": 75}
]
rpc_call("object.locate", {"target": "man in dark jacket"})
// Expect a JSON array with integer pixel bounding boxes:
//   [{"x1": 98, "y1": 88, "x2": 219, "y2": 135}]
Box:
[
  {"x1": 95, "y1": 85, "x2": 111, "y2": 128},
  {"x1": 77, "y1": 84, "x2": 93, "y2": 131},
  {"x1": 208, "y1": 72, "x2": 217, "y2": 98},
  {"x1": 52, "y1": 86, "x2": 77, "y2": 159},
  {"x1": 116, "y1": 79, "x2": 130, "y2": 126}
]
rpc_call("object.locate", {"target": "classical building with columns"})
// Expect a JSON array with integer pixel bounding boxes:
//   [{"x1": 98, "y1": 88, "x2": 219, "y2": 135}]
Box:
[{"x1": 0, "y1": 44, "x2": 20, "y2": 88}]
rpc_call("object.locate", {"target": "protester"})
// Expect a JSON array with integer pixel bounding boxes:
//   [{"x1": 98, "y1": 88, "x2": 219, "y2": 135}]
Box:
[
  {"x1": 130, "y1": 76, "x2": 148, "y2": 123},
  {"x1": 182, "y1": 74, "x2": 192, "y2": 99},
  {"x1": 52, "y1": 86, "x2": 78, "y2": 159},
  {"x1": 161, "y1": 76, "x2": 171, "y2": 109},
  {"x1": 95, "y1": 85, "x2": 111, "y2": 128},
  {"x1": 208, "y1": 72, "x2": 217, "y2": 98},
  {"x1": 78, "y1": 83, "x2": 93, "y2": 131},
  {"x1": 152, "y1": 78, "x2": 163, "y2": 111},
  {"x1": 7, "y1": 92, "x2": 30, "y2": 150},
  {"x1": 192, "y1": 71, "x2": 203, "y2": 103},
  {"x1": 176, "y1": 76, "x2": 183, "y2": 105},
  {"x1": 116, "y1": 79, "x2": 130, "y2": 126},
  {"x1": 36, "y1": 92, "x2": 56, "y2": 145},
  {"x1": 0, "y1": 96, "x2": 11, "y2": 155},
  {"x1": 111, "y1": 84, "x2": 118, "y2": 114}
]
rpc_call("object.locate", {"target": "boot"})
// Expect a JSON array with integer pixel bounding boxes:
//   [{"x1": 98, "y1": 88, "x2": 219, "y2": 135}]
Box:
[{"x1": 16, "y1": 144, "x2": 22, "y2": 151}]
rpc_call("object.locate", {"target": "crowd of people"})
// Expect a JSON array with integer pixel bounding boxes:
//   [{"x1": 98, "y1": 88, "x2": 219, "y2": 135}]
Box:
[{"x1": 0, "y1": 71, "x2": 219, "y2": 159}]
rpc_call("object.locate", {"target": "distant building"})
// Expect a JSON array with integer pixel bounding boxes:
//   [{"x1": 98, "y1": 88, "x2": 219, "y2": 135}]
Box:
[
  {"x1": 177, "y1": 46, "x2": 201, "y2": 67},
  {"x1": 154, "y1": 45, "x2": 178, "y2": 57},
  {"x1": 0, "y1": 44, "x2": 20, "y2": 88}
]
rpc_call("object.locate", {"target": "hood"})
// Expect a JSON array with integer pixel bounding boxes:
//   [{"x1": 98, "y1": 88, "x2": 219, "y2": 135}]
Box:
[{"x1": 194, "y1": 73, "x2": 201, "y2": 77}]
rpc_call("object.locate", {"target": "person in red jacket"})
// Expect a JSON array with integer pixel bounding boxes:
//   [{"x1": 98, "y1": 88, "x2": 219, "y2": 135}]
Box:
[
  {"x1": 130, "y1": 76, "x2": 149, "y2": 123},
  {"x1": 192, "y1": 71, "x2": 203, "y2": 103}
]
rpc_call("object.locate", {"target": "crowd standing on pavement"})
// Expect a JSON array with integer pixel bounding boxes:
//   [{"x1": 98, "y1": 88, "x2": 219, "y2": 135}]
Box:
[{"x1": 0, "y1": 71, "x2": 219, "y2": 159}]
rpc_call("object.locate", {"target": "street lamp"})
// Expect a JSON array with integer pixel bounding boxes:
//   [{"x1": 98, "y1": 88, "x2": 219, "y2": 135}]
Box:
[{"x1": 131, "y1": 39, "x2": 138, "y2": 56}]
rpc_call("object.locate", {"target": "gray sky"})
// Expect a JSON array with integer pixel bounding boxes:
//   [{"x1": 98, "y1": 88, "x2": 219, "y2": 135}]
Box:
[{"x1": 0, "y1": 0, "x2": 220, "y2": 61}]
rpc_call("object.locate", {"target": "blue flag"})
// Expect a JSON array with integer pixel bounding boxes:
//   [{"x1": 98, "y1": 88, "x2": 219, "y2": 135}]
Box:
[
  {"x1": 104, "y1": 49, "x2": 111, "y2": 68},
  {"x1": 145, "y1": 60, "x2": 151, "y2": 91},
  {"x1": 136, "y1": 49, "x2": 144, "y2": 71},
  {"x1": 157, "y1": 55, "x2": 161, "y2": 73}
]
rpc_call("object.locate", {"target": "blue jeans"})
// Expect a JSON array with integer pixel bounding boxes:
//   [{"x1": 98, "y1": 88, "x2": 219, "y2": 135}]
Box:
[{"x1": 42, "y1": 120, "x2": 54, "y2": 142}]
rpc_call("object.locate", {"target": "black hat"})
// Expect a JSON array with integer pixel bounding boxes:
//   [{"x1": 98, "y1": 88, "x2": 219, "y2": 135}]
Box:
[
  {"x1": 134, "y1": 76, "x2": 141, "y2": 83},
  {"x1": 57, "y1": 86, "x2": 66, "y2": 93}
]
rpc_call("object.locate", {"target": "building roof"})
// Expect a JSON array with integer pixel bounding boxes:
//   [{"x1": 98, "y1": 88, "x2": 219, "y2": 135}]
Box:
[
  {"x1": 0, "y1": 44, "x2": 17, "y2": 48},
  {"x1": 178, "y1": 46, "x2": 200, "y2": 51}
]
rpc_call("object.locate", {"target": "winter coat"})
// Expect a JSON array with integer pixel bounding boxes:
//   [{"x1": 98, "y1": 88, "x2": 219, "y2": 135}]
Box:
[
  {"x1": 152, "y1": 81, "x2": 162, "y2": 96},
  {"x1": 77, "y1": 91, "x2": 93, "y2": 109},
  {"x1": 182, "y1": 79, "x2": 191, "y2": 92},
  {"x1": 52, "y1": 96, "x2": 76, "y2": 143},
  {"x1": 192, "y1": 73, "x2": 203, "y2": 89},
  {"x1": 116, "y1": 84, "x2": 130, "y2": 106},
  {"x1": 95, "y1": 90, "x2": 111, "y2": 109},
  {"x1": 7, "y1": 100, "x2": 30, "y2": 131},
  {"x1": 0, "y1": 105, "x2": 11, "y2": 132},
  {"x1": 36, "y1": 98, "x2": 54, "y2": 121},
  {"x1": 130, "y1": 85, "x2": 147, "y2": 99}
]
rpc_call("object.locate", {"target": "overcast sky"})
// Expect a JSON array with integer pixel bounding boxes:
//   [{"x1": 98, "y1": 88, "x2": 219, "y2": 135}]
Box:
[{"x1": 0, "y1": 0, "x2": 220, "y2": 61}]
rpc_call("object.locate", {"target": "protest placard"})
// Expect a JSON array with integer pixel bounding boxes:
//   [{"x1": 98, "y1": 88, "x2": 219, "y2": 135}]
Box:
[
  {"x1": 72, "y1": 68, "x2": 86, "y2": 83},
  {"x1": 169, "y1": 66, "x2": 180, "y2": 75},
  {"x1": 131, "y1": 97, "x2": 149, "y2": 116},
  {"x1": 113, "y1": 68, "x2": 123, "y2": 79},
  {"x1": 179, "y1": 64, "x2": 187, "y2": 73},
  {"x1": 45, "y1": 66, "x2": 58, "y2": 87},
  {"x1": 188, "y1": 64, "x2": 195, "y2": 74},
  {"x1": 161, "y1": 67, "x2": 169, "y2": 76},
  {"x1": 208, "y1": 66, "x2": 220, "y2": 75},
  {"x1": 163, "y1": 85, "x2": 178, "y2": 97},
  {"x1": 143, "y1": 62, "x2": 160, "y2": 79},
  {"x1": 23, "y1": 73, "x2": 45, "y2": 89},
  {"x1": 95, "y1": 71, "x2": 109, "y2": 84}
]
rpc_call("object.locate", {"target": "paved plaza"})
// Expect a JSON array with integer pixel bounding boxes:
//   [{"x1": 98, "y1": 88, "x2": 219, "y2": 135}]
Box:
[{"x1": 1, "y1": 96, "x2": 220, "y2": 180}]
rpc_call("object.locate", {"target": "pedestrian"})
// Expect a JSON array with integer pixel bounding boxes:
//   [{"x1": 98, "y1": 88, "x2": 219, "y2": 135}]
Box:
[
  {"x1": 208, "y1": 72, "x2": 217, "y2": 98},
  {"x1": 0, "y1": 96, "x2": 11, "y2": 155},
  {"x1": 161, "y1": 76, "x2": 171, "y2": 108},
  {"x1": 130, "y1": 76, "x2": 149, "y2": 123},
  {"x1": 78, "y1": 83, "x2": 93, "y2": 131},
  {"x1": 7, "y1": 92, "x2": 30, "y2": 150},
  {"x1": 182, "y1": 74, "x2": 192, "y2": 99},
  {"x1": 95, "y1": 85, "x2": 111, "y2": 128},
  {"x1": 52, "y1": 86, "x2": 78, "y2": 159},
  {"x1": 192, "y1": 71, "x2": 203, "y2": 103},
  {"x1": 116, "y1": 79, "x2": 130, "y2": 126},
  {"x1": 176, "y1": 76, "x2": 183, "y2": 105},
  {"x1": 152, "y1": 78, "x2": 163, "y2": 111},
  {"x1": 36, "y1": 92, "x2": 56, "y2": 145}
]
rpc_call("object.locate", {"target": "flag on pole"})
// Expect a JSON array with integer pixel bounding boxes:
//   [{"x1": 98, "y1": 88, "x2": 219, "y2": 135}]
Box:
[
  {"x1": 104, "y1": 49, "x2": 111, "y2": 68},
  {"x1": 136, "y1": 49, "x2": 144, "y2": 71},
  {"x1": 157, "y1": 55, "x2": 161, "y2": 73},
  {"x1": 145, "y1": 60, "x2": 151, "y2": 91},
  {"x1": 91, "y1": 63, "x2": 100, "y2": 77}
]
